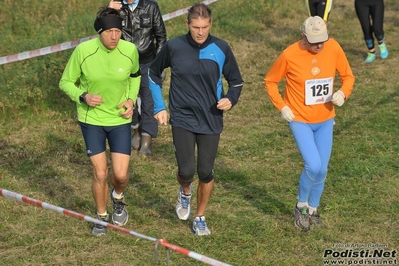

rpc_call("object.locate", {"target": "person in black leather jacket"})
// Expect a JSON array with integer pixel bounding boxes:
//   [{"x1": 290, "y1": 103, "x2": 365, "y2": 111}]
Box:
[{"x1": 109, "y1": 0, "x2": 167, "y2": 156}]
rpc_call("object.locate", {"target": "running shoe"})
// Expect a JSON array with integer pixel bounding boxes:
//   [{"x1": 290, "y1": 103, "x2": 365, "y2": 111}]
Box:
[
  {"x1": 309, "y1": 211, "x2": 322, "y2": 227},
  {"x1": 379, "y1": 42, "x2": 388, "y2": 59},
  {"x1": 294, "y1": 205, "x2": 310, "y2": 230},
  {"x1": 364, "y1": 52, "x2": 376, "y2": 63},
  {"x1": 192, "y1": 216, "x2": 211, "y2": 236},
  {"x1": 92, "y1": 214, "x2": 109, "y2": 236},
  {"x1": 110, "y1": 189, "x2": 128, "y2": 226},
  {"x1": 175, "y1": 185, "x2": 192, "y2": 220}
]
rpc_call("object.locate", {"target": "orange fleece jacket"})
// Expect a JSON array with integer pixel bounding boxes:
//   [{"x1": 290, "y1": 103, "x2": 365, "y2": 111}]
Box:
[{"x1": 264, "y1": 38, "x2": 355, "y2": 123}]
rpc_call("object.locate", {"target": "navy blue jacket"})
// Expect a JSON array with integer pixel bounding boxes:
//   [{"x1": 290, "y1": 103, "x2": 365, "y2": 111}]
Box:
[{"x1": 149, "y1": 33, "x2": 244, "y2": 134}]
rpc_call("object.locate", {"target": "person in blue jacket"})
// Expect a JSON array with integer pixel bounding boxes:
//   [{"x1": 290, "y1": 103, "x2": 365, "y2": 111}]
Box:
[{"x1": 148, "y1": 2, "x2": 244, "y2": 236}]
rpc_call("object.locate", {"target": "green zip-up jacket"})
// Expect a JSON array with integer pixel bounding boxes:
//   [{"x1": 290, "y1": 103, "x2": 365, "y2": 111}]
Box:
[{"x1": 59, "y1": 37, "x2": 141, "y2": 126}]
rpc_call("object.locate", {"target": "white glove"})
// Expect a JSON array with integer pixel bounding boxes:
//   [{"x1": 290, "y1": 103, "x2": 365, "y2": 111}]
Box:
[
  {"x1": 331, "y1": 90, "x2": 345, "y2": 106},
  {"x1": 281, "y1": 106, "x2": 295, "y2": 122}
]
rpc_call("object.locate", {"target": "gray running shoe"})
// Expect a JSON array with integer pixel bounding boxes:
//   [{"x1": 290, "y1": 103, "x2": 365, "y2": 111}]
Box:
[
  {"x1": 175, "y1": 185, "x2": 192, "y2": 220},
  {"x1": 110, "y1": 189, "x2": 128, "y2": 226},
  {"x1": 309, "y1": 211, "x2": 322, "y2": 227},
  {"x1": 294, "y1": 205, "x2": 310, "y2": 230},
  {"x1": 92, "y1": 214, "x2": 109, "y2": 236},
  {"x1": 192, "y1": 216, "x2": 211, "y2": 236}
]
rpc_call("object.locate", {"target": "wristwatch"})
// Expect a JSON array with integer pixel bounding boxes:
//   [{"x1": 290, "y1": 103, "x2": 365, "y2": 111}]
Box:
[{"x1": 79, "y1": 92, "x2": 87, "y2": 104}]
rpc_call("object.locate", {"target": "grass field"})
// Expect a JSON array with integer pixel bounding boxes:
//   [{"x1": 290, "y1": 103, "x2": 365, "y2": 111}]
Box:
[{"x1": 1, "y1": 0, "x2": 399, "y2": 265}]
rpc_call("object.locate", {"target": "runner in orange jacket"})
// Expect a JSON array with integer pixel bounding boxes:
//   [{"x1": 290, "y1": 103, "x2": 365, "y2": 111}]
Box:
[{"x1": 264, "y1": 16, "x2": 355, "y2": 230}]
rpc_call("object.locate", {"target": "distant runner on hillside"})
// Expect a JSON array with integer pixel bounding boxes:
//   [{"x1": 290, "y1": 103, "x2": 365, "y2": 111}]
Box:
[
  {"x1": 354, "y1": 0, "x2": 388, "y2": 62},
  {"x1": 305, "y1": 0, "x2": 333, "y2": 23}
]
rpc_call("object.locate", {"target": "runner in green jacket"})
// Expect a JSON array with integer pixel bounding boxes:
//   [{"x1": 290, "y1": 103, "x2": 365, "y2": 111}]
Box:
[{"x1": 59, "y1": 6, "x2": 140, "y2": 236}]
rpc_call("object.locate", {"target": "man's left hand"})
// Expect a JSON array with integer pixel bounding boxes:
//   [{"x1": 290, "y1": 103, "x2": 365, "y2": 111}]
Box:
[
  {"x1": 118, "y1": 99, "x2": 134, "y2": 118},
  {"x1": 331, "y1": 90, "x2": 345, "y2": 107},
  {"x1": 217, "y1": 98, "x2": 232, "y2": 111}
]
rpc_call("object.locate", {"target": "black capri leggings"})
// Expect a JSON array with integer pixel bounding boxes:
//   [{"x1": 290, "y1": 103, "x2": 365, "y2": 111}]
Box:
[
  {"x1": 172, "y1": 127, "x2": 220, "y2": 183},
  {"x1": 355, "y1": 0, "x2": 385, "y2": 49},
  {"x1": 305, "y1": 0, "x2": 333, "y2": 21}
]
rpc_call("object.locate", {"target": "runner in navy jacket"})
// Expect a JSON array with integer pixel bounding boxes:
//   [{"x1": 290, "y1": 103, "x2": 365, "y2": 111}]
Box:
[
  {"x1": 148, "y1": 2, "x2": 243, "y2": 236},
  {"x1": 149, "y1": 31, "x2": 243, "y2": 135}
]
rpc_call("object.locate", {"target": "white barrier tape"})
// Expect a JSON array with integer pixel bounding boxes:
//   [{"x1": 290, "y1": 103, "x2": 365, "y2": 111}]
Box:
[
  {"x1": 0, "y1": 187, "x2": 232, "y2": 266},
  {"x1": 0, "y1": 36, "x2": 96, "y2": 65},
  {"x1": 0, "y1": 0, "x2": 219, "y2": 66}
]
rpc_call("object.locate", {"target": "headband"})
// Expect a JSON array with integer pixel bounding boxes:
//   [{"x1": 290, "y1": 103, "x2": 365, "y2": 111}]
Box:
[{"x1": 94, "y1": 16, "x2": 123, "y2": 34}]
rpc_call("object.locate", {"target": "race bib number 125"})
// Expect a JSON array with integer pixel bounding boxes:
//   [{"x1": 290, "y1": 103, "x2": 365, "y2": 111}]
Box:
[{"x1": 305, "y1": 77, "x2": 333, "y2": 105}]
